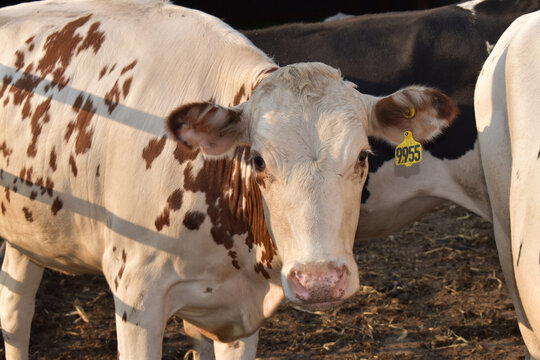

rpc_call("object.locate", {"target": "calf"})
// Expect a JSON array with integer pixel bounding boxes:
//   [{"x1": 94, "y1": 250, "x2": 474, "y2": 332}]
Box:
[{"x1": 0, "y1": 0, "x2": 456, "y2": 359}]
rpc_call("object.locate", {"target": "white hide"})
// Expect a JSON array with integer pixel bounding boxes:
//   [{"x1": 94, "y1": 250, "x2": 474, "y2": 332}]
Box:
[{"x1": 475, "y1": 10, "x2": 540, "y2": 359}]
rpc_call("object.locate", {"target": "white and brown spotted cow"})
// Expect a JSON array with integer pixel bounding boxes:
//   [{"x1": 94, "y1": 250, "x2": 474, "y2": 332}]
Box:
[
  {"x1": 0, "y1": 0, "x2": 457, "y2": 359},
  {"x1": 475, "y1": 10, "x2": 540, "y2": 359}
]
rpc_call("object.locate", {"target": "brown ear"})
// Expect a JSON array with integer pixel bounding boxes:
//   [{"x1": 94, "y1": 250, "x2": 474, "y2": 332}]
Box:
[
  {"x1": 166, "y1": 102, "x2": 246, "y2": 156},
  {"x1": 370, "y1": 86, "x2": 459, "y2": 145}
]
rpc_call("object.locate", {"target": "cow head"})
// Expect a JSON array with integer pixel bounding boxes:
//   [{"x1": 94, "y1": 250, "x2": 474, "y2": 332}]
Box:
[{"x1": 166, "y1": 62, "x2": 457, "y2": 310}]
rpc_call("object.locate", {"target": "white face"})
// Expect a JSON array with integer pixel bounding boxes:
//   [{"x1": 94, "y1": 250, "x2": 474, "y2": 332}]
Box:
[
  {"x1": 241, "y1": 66, "x2": 369, "y2": 308},
  {"x1": 168, "y1": 62, "x2": 458, "y2": 310}
]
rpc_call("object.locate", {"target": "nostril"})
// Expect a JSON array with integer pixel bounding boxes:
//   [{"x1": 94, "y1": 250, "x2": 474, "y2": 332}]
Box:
[
  {"x1": 331, "y1": 265, "x2": 350, "y2": 299},
  {"x1": 287, "y1": 270, "x2": 310, "y2": 301}
]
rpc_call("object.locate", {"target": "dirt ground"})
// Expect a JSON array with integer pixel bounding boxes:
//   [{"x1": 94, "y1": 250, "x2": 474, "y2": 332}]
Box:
[{"x1": 0, "y1": 201, "x2": 526, "y2": 359}]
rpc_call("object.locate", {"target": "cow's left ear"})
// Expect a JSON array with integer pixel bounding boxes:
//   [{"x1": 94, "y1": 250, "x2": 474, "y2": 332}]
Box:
[
  {"x1": 166, "y1": 102, "x2": 248, "y2": 156},
  {"x1": 368, "y1": 86, "x2": 459, "y2": 145}
]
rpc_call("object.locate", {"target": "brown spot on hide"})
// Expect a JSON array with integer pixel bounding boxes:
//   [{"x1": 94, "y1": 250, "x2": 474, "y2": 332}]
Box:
[
  {"x1": 109, "y1": 64, "x2": 116, "y2": 73},
  {"x1": 51, "y1": 197, "x2": 63, "y2": 215},
  {"x1": 251, "y1": 67, "x2": 278, "y2": 92},
  {"x1": 0, "y1": 76, "x2": 13, "y2": 99},
  {"x1": 30, "y1": 191, "x2": 37, "y2": 200},
  {"x1": 9, "y1": 66, "x2": 41, "y2": 111},
  {"x1": 122, "y1": 77, "x2": 132, "y2": 97},
  {"x1": 46, "y1": 178, "x2": 54, "y2": 197},
  {"x1": 4, "y1": 188, "x2": 10, "y2": 203},
  {"x1": 183, "y1": 211, "x2": 205, "y2": 230},
  {"x1": 173, "y1": 143, "x2": 199, "y2": 165},
  {"x1": 66, "y1": 94, "x2": 96, "y2": 155},
  {"x1": 120, "y1": 60, "x2": 137, "y2": 75},
  {"x1": 182, "y1": 147, "x2": 276, "y2": 274},
  {"x1": 154, "y1": 189, "x2": 183, "y2": 231},
  {"x1": 254, "y1": 263, "x2": 270, "y2": 279},
  {"x1": 232, "y1": 84, "x2": 246, "y2": 106},
  {"x1": 33, "y1": 176, "x2": 54, "y2": 197},
  {"x1": 27, "y1": 98, "x2": 52, "y2": 157},
  {"x1": 49, "y1": 147, "x2": 57, "y2": 172},
  {"x1": 142, "y1": 136, "x2": 166, "y2": 169},
  {"x1": 96, "y1": 165, "x2": 100, "y2": 177},
  {"x1": 0, "y1": 142, "x2": 13, "y2": 166},
  {"x1": 19, "y1": 167, "x2": 33, "y2": 186},
  {"x1": 122, "y1": 312, "x2": 127, "y2": 322},
  {"x1": 113, "y1": 246, "x2": 116, "y2": 252},
  {"x1": 22, "y1": 207, "x2": 33, "y2": 222},
  {"x1": 69, "y1": 154, "x2": 78, "y2": 177},
  {"x1": 72, "y1": 93, "x2": 83, "y2": 111},
  {"x1": 76, "y1": 21, "x2": 105, "y2": 55},
  {"x1": 99, "y1": 66, "x2": 107, "y2": 80},
  {"x1": 14, "y1": 51, "x2": 25, "y2": 70},
  {"x1": 1, "y1": 202, "x2": 5, "y2": 215},
  {"x1": 154, "y1": 208, "x2": 170, "y2": 231},
  {"x1": 114, "y1": 250, "x2": 127, "y2": 291},
  {"x1": 105, "y1": 81, "x2": 120, "y2": 114},
  {"x1": 167, "y1": 189, "x2": 183, "y2": 211},
  {"x1": 25, "y1": 36, "x2": 35, "y2": 45},
  {"x1": 36, "y1": 15, "x2": 95, "y2": 89},
  {"x1": 204, "y1": 287, "x2": 212, "y2": 293}
]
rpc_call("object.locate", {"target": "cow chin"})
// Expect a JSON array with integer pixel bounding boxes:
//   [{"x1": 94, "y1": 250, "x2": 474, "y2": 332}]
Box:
[{"x1": 281, "y1": 258, "x2": 359, "y2": 310}]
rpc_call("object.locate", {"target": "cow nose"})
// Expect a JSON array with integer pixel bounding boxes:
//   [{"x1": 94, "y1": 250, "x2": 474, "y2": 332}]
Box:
[{"x1": 287, "y1": 263, "x2": 350, "y2": 308}]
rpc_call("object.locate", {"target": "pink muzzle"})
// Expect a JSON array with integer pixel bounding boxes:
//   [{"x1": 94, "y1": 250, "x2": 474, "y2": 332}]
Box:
[{"x1": 287, "y1": 262, "x2": 350, "y2": 310}]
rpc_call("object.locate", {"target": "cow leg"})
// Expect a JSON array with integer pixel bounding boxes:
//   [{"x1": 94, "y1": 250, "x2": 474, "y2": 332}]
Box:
[
  {"x1": 0, "y1": 243, "x2": 44, "y2": 360},
  {"x1": 110, "y1": 284, "x2": 168, "y2": 359},
  {"x1": 183, "y1": 320, "x2": 215, "y2": 360},
  {"x1": 213, "y1": 329, "x2": 259, "y2": 360},
  {"x1": 104, "y1": 249, "x2": 170, "y2": 359},
  {"x1": 182, "y1": 320, "x2": 259, "y2": 360}
]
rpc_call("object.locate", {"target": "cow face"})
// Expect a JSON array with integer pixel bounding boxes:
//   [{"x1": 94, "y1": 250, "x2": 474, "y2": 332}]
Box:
[{"x1": 167, "y1": 62, "x2": 457, "y2": 310}]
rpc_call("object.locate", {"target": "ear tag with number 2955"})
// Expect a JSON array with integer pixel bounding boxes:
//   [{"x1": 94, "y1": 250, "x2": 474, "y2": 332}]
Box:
[{"x1": 395, "y1": 131, "x2": 422, "y2": 167}]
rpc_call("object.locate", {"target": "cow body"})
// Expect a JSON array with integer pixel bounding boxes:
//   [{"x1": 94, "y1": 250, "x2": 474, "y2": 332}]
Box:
[
  {"x1": 475, "y1": 10, "x2": 540, "y2": 358},
  {"x1": 0, "y1": 1, "x2": 457, "y2": 359},
  {"x1": 242, "y1": 0, "x2": 540, "y2": 357},
  {"x1": 0, "y1": 1, "x2": 282, "y2": 358}
]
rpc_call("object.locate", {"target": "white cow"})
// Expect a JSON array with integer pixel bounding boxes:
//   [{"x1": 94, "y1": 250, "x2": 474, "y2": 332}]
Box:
[
  {"x1": 475, "y1": 9, "x2": 540, "y2": 359},
  {"x1": 0, "y1": 0, "x2": 457, "y2": 359}
]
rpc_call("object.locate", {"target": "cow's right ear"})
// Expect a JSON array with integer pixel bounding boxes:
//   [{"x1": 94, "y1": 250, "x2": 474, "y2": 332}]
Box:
[{"x1": 166, "y1": 102, "x2": 248, "y2": 156}]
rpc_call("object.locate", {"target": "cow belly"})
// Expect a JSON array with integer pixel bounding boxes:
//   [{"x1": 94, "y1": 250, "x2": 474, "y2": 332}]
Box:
[{"x1": 0, "y1": 193, "x2": 104, "y2": 274}]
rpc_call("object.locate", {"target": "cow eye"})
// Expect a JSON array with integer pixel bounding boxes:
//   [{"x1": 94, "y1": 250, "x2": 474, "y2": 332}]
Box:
[
  {"x1": 252, "y1": 155, "x2": 266, "y2": 172},
  {"x1": 358, "y1": 150, "x2": 368, "y2": 163}
]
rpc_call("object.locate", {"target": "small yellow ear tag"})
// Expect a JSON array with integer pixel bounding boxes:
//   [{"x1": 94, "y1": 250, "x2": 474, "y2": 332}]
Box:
[
  {"x1": 404, "y1": 107, "x2": 416, "y2": 119},
  {"x1": 395, "y1": 131, "x2": 422, "y2": 167}
]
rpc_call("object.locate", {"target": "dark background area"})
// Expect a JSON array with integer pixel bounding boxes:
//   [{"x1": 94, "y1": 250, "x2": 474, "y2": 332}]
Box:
[{"x1": 3, "y1": 0, "x2": 460, "y2": 28}]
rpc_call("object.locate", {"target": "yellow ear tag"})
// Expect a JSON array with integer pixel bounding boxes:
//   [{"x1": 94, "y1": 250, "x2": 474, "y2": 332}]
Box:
[
  {"x1": 395, "y1": 131, "x2": 422, "y2": 167},
  {"x1": 404, "y1": 107, "x2": 416, "y2": 119}
]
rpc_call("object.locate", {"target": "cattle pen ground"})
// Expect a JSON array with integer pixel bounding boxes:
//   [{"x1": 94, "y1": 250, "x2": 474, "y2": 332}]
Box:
[{"x1": 0, "y1": 202, "x2": 525, "y2": 359}]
